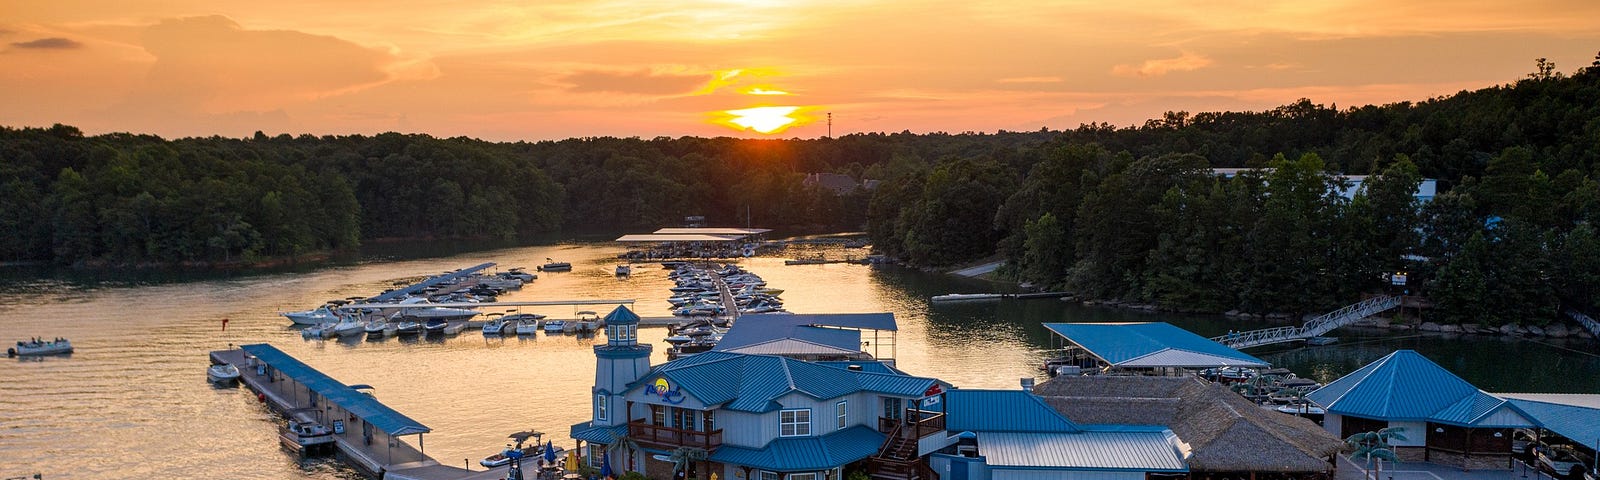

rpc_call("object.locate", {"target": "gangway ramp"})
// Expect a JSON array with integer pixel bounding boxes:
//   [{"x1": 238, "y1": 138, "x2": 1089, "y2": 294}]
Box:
[{"x1": 1212, "y1": 295, "x2": 1400, "y2": 349}]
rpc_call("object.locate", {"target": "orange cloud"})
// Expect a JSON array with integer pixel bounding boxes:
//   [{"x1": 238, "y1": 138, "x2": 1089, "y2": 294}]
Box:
[
  {"x1": 996, "y1": 76, "x2": 1063, "y2": 84},
  {"x1": 563, "y1": 69, "x2": 709, "y2": 95},
  {"x1": 1112, "y1": 51, "x2": 1214, "y2": 78}
]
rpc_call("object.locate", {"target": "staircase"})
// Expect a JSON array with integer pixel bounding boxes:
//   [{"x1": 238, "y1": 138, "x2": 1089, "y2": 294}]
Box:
[
  {"x1": 869, "y1": 424, "x2": 930, "y2": 480},
  {"x1": 1212, "y1": 295, "x2": 1401, "y2": 349}
]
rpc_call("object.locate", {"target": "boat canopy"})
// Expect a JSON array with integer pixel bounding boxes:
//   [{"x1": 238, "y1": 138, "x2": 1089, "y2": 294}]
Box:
[{"x1": 242, "y1": 344, "x2": 430, "y2": 436}]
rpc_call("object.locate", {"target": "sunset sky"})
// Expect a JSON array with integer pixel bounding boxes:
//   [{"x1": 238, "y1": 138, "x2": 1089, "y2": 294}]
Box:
[{"x1": 3, "y1": 1, "x2": 1598, "y2": 141}]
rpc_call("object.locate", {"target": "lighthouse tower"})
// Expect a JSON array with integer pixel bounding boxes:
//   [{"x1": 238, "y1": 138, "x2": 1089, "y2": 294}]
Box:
[{"x1": 592, "y1": 305, "x2": 652, "y2": 428}]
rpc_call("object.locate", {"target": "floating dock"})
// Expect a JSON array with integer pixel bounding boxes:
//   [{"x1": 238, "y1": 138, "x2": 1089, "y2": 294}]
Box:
[
  {"x1": 210, "y1": 345, "x2": 528, "y2": 480},
  {"x1": 930, "y1": 292, "x2": 1072, "y2": 302}
]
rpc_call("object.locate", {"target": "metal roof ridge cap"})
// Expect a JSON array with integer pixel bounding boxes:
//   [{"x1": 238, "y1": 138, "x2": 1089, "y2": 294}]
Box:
[{"x1": 1321, "y1": 350, "x2": 1400, "y2": 410}]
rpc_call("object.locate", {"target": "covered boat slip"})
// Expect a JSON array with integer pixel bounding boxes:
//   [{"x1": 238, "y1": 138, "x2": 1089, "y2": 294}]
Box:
[
  {"x1": 368, "y1": 262, "x2": 497, "y2": 303},
  {"x1": 1041, "y1": 322, "x2": 1269, "y2": 375},
  {"x1": 213, "y1": 344, "x2": 477, "y2": 479}
]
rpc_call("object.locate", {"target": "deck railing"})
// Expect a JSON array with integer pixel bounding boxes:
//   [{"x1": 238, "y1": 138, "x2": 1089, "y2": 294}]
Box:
[{"x1": 627, "y1": 420, "x2": 722, "y2": 451}]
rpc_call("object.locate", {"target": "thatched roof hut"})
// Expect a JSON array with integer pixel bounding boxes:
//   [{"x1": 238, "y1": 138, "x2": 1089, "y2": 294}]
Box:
[{"x1": 1035, "y1": 375, "x2": 1342, "y2": 474}]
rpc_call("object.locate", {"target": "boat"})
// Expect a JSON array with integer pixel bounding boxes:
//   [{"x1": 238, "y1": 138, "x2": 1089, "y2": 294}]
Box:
[
  {"x1": 8, "y1": 338, "x2": 73, "y2": 357},
  {"x1": 396, "y1": 297, "x2": 481, "y2": 321},
  {"x1": 481, "y1": 440, "x2": 565, "y2": 468},
  {"x1": 537, "y1": 258, "x2": 572, "y2": 272},
  {"x1": 207, "y1": 363, "x2": 241, "y2": 384},
  {"x1": 332, "y1": 316, "x2": 366, "y2": 338},
  {"x1": 279, "y1": 411, "x2": 336, "y2": 457},
  {"x1": 615, "y1": 265, "x2": 632, "y2": 276},
  {"x1": 394, "y1": 319, "x2": 423, "y2": 336},
  {"x1": 1305, "y1": 336, "x2": 1339, "y2": 346},
  {"x1": 282, "y1": 306, "x2": 342, "y2": 325},
  {"x1": 364, "y1": 318, "x2": 391, "y2": 337},
  {"x1": 300, "y1": 322, "x2": 336, "y2": 340},
  {"x1": 576, "y1": 311, "x2": 600, "y2": 331},
  {"x1": 543, "y1": 320, "x2": 566, "y2": 334},
  {"x1": 1274, "y1": 402, "x2": 1326, "y2": 425},
  {"x1": 424, "y1": 318, "x2": 448, "y2": 335},
  {"x1": 502, "y1": 268, "x2": 537, "y2": 282},
  {"x1": 482, "y1": 314, "x2": 509, "y2": 335}
]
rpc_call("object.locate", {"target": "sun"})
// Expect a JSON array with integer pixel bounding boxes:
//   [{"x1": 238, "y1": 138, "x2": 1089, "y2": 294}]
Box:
[{"x1": 720, "y1": 106, "x2": 801, "y2": 134}]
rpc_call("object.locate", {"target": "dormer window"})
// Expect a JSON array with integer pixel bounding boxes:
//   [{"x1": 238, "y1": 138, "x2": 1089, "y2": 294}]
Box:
[{"x1": 780, "y1": 409, "x2": 811, "y2": 437}]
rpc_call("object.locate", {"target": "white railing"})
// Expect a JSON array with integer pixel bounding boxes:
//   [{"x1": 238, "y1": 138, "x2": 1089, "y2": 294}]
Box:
[
  {"x1": 1566, "y1": 310, "x2": 1600, "y2": 340},
  {"x1": 1211, "y1": 295, "x2": 1400, "y2": 349}
]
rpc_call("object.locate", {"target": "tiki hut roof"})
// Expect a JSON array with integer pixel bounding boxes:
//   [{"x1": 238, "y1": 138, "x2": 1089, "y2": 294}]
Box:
[{"x1": 1035, "y1": 375, "x2": 1342, "y2": 473}]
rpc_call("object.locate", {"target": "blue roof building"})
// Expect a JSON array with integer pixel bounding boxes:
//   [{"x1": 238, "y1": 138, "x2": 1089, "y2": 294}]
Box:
[
  {"x1": 716, "y1": 313, "x2": 898, "y2": 362},
  {"x1": 1042, "y1": 322, "x2": 1269, "y2": 373},
  {"x1": 929, "y1": 389, "x2": 1189, "y2": 480},
  {"x1": 574, "y1": 309, "x2": 1195, "y2": 480},
  {"x1": 1308, "y1": 350, "x2": 1536, "y2": 470}
]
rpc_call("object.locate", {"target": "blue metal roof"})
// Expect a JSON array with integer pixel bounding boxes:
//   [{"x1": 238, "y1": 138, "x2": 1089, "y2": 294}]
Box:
[
  {"x1": 709, "y1": 425, "x2": 885, "y2": 471},
  {"x1": 633, "y1": 351, "x2": 938, "y2": 413},
  {"x1": 1500, "y1": 394, "x2": 1600, "y2": 447},
  {"x1": 1307, "y1": 350, "x2": 1481, "y2": 422},
  {"x1": 241, "y1": 344, "x2": 430, "y2": 436},
  {"x1": 1042, "y1": 323, "x2": 1268, "y2": 368},
  {"x1": 737, "y1": 313, "x2": 898, "y2": 331},
  {"x1": 716, "y1": 325, "x2": 860, "y2": 354},
  {"x1": 814, "y1": 361, "x2": 907, "y2": 375},
  {"x1": 604, "y1": 305, "x2": 640, "y2": 325},
  {"x1": 975, "y1": 431, "x2": 1188, "y2": 472},
  {"x1": 1431, "y1": 390, "x2": 1533, "y2": 428},
  {"x1": 367, "y1": 262, "x2": 495, "y2": 303},
  {"x1": 944, "y1": 390, "x2": 1081, "y2": 433},
  {"x1": 570, "y1": 421, "x2": 629, "y2": 444}
]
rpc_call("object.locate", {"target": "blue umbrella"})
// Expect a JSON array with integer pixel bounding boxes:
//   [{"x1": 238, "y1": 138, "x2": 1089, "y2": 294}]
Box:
[
  {"x1": 599, "y1": 449, "x2": 613, "y2": 479},
  {"x1": 544, "y1": 440, "x2": 557, "y2": 465}
]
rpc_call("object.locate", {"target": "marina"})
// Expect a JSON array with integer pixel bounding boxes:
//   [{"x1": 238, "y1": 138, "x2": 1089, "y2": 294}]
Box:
[{"x1": 3, "y1": 242, "x2": 1600, "y2": 480}]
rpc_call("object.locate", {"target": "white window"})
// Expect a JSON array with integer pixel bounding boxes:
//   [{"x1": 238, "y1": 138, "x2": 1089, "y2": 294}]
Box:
[
  {"x1": 780, "y1": 409, "x2": 811, "y2": 437},
  {"x1": 760, "y1": 472, "x2": 780, "y2": 480},
  {"x1": 589, "y1": 444, "x2": 603, "y2": 467},
  {"x1": 789, "y1": 474, "x2": 817, "y2": 480},
  {"x1": 835, "y1": 401, "x2": 847, "y2": 430},
  {"x1": 596, "y1": 394, "x2": 608, "y2": 421}
]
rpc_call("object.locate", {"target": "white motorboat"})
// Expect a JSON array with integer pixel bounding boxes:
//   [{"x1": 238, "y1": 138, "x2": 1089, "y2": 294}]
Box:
[
  {"x1": 615, "y1": 265, "x2": 632, "y2": 276},
  {"x1": 397, "y1": 297, "x2": 481, "y2": 321},
  {"x1": 364, "y1": 318, "x2": 390, "y2": 337},
  {"x1": 543, "y1": 320, "x2": 566, "y2": 333},
  {"x1": 332, "y1": 317, "x2": 366, "y2": 338},
  {"x1": 300, "y1": 322, "x2": 336, "y2": 340},
  {"x1": 394, "y1": 319, "x2": 423, "y2": 336},
  {"x1": 282, "y1": 306, "x2": 341, "y2": 325},
  {"x1": 502, "y1": 268, "x2": 536, "y2": 282},
  {"x1": 481, "y1": 313, "x2": 509, "y2": 335},
  {"x1": 207, "y1": 363, "x2": 241, "y2": 384},
  {"x1": 9, "y1": 338, "x2": 72, "y2": 357}
]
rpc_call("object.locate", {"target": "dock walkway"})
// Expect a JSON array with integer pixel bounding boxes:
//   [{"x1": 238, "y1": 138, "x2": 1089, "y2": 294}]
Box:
[{"x1": 211, "y1": 346, "x2": 520, "y2": 480}]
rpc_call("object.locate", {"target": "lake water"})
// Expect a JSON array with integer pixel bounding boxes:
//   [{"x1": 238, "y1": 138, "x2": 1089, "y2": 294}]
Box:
[{"x1": 2, "y1": 241, "x2": 1596, "y2": 479}]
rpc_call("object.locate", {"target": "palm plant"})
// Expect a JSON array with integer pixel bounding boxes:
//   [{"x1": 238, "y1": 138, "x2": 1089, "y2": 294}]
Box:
[
  {"x1": 606, "y1": 431, "x2": 641, "y2": 473},
  {"x1": 1345, "y1": 427, "x2": 1407, "y2": 480},
  {"x1": 670, "y1": 446, "x2": 709, "y2": 478}
]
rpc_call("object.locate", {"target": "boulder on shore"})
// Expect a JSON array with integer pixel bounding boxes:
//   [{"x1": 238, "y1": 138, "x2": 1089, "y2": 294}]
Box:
[
  {"x1": 1498, "y1": 324, "x2": 1519, "y2": 335},
  {"x1": 1418, "y1": 322, "x2": 1442, "y2": 332},
  {"x1": 1439, "y1": 324, "x2": 1462, "y2": 333},
  {"x1": 1546, "y1": 324, "x2": 1570, "y2": 338},
  {"x1": 1527, "y1": 325, "x2": 1547, "y2": 337}
]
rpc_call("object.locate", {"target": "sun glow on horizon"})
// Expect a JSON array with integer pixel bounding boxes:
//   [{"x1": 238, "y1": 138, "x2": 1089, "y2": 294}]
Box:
[
  {"x1": 746, "y1": 87, "x2": 790, "y2": 95},
  {"x1": 719, "y1": 106, "x2": 801, "y2": 134}
]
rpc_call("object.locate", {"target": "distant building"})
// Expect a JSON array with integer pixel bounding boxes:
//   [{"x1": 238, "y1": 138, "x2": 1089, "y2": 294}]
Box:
[
  {"x1": 1211, "y1": 168, "x2": 1438, "y2": 203},
  {"x1": 803, "y1": 173, "x2": 872, "y2": 196}
]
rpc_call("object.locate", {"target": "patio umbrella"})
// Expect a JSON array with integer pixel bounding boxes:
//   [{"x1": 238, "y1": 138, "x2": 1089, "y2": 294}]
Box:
[
  {"x1": 544, "y1": 440, "x2": 558, "y2": 465},
  {"x1": 599, "y1": 449, "x2": 613, "y2": 479}
]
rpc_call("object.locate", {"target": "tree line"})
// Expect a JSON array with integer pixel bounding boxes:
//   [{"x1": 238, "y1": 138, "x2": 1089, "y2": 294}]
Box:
[
  {"x1": 867, "y1": 55, "x2": 1600, "y2": 326},
  {"x1": 3, "y1": 54, "x2": 1597, "y2": 326}
]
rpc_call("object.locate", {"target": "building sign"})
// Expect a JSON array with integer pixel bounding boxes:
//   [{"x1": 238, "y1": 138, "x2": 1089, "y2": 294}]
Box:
[
  {"x1": 919, "y1": 384, "x2": 943, "y2": 406},
  {"x1": 645, "y1": 377, "x2": 687, "y2": 404},
  {"x1": 1391, "y1": 273, "x2": 1407, "y2": 286}
]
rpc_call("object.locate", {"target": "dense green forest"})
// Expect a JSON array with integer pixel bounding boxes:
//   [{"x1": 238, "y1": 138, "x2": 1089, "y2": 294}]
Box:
[{"x1": 2, "y1": 55, "x2": 1597, "y2": 325}]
